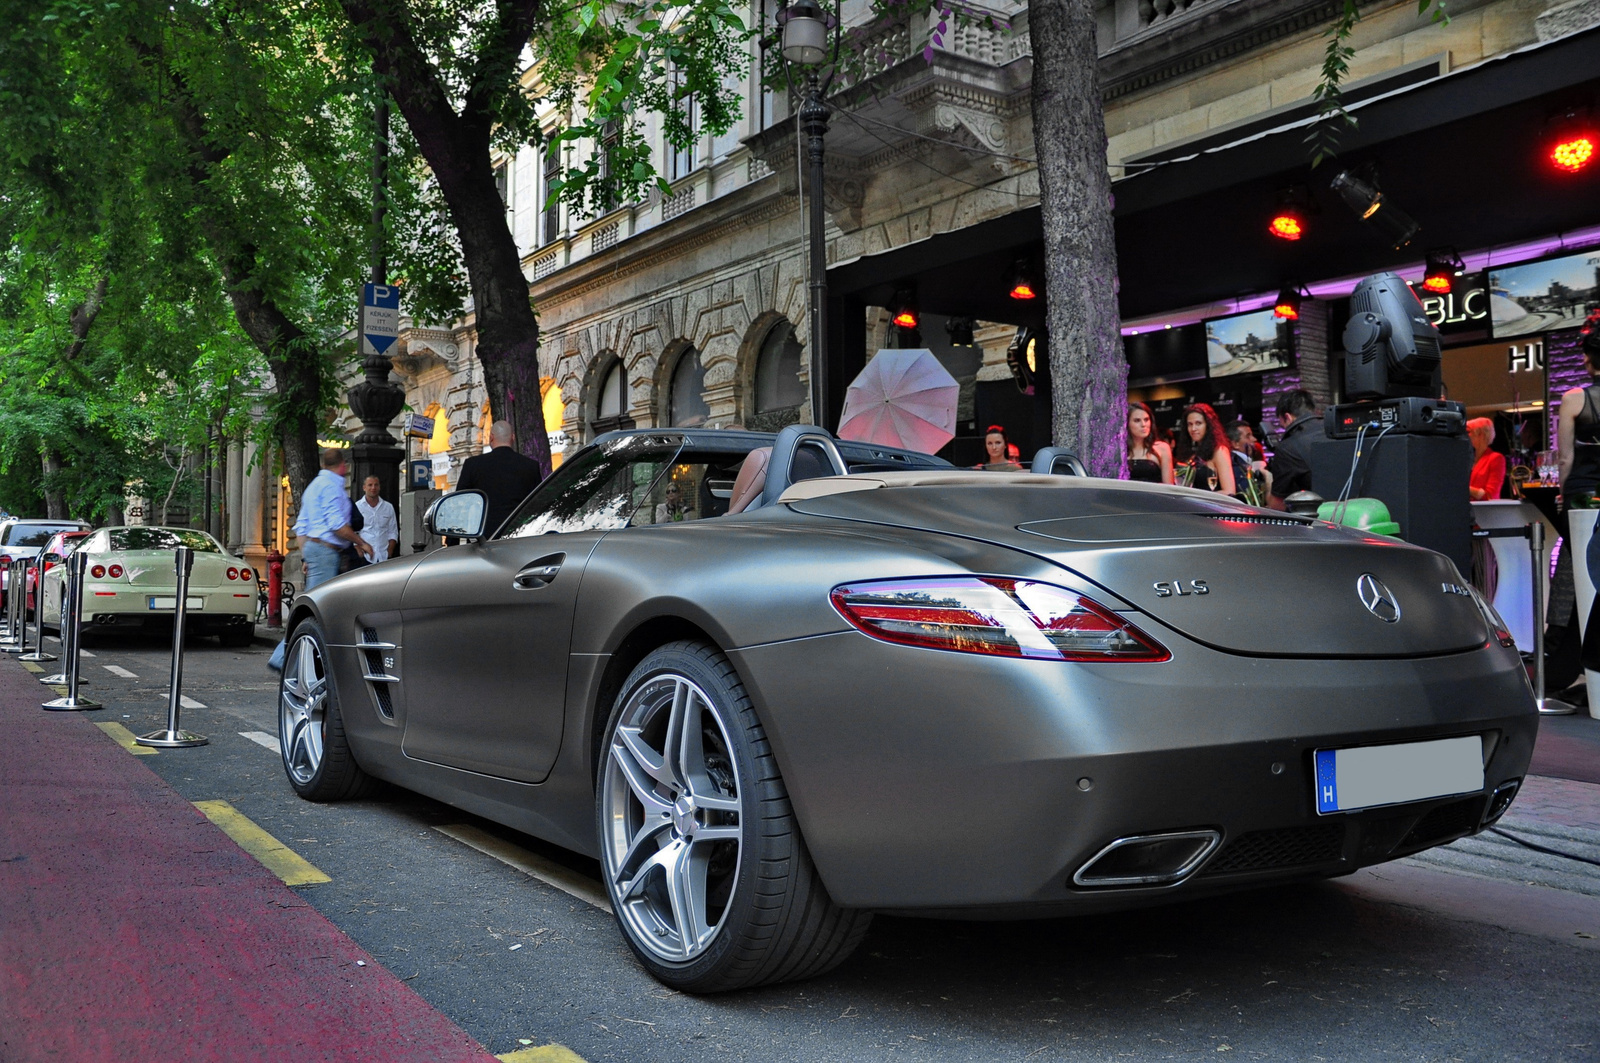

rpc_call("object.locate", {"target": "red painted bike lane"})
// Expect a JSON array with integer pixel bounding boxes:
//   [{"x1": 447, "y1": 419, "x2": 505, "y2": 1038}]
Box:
[{"x1": 0, "y1": 657, "x2": 498, "y2": 1063}]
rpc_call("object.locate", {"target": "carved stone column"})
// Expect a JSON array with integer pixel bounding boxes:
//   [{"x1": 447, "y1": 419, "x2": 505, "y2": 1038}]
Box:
[{"x1": 346, "y1": 351, "x2": 407, "y2": 515}]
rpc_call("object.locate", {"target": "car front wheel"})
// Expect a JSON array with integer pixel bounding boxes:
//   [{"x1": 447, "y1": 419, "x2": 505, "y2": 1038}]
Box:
[
  {"x1": 597, "y1": 640, "x2": 870, "y2": 992},
  {"x1": 278, "y1": 620, "x2": 372, "y2": 801}
]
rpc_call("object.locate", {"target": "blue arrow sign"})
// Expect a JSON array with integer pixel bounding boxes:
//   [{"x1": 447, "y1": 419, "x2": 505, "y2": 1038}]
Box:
[{"x1": 361, "y1": 283, "x2": 401, "y2": 357}]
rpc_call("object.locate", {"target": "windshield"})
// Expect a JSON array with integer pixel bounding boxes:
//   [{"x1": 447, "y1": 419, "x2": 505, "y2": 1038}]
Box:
[
  {"x1": 2, "y1": 523, "x2": 83, "y2": 547},
  {"x1": 106, "y1": 528, "x2": 223, "y2": 553}
]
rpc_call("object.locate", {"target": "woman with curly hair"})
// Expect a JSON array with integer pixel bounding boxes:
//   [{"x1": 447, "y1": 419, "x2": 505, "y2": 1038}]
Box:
[{"x1": 1179, "y1": 402, "x2": 1236, "y2": 495}]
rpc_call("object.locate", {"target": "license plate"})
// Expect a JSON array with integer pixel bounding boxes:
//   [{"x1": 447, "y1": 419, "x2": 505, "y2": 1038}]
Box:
[
  {"x1": 1314, "y1": 736, "x2": 1483, "y2": 815},
  {"x1": 148, "y1": 596, "x2": 204, "y2": 610}
]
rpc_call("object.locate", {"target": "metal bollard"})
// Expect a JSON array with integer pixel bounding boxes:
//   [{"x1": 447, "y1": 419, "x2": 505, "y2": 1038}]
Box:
[
  {"x1": 137, "y1": 545, "x2": 207, "y2": 747},
  {"x1": 1530, "y1": 521, "x2": 1571, "y2": 716},
  {"x1": 43, "y1": 551, "x2": 100, "y2": 711},
  {"x1": 17, "y1": 560, "x2": 57, "y2": 663},
  {"x1": 1, "y1": 559, "x2": 24, "y2": 651}
]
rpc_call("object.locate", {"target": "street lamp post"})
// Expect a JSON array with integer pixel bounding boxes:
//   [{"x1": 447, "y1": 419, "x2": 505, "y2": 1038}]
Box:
[{"x1": 782, "y1": 0, "x2": 838, "y2": 430}]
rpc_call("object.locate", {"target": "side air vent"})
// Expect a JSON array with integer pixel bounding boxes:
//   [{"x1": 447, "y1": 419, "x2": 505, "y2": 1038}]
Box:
[{"x1": 358, "y1": 625, "x2": 396, "y2": 719}]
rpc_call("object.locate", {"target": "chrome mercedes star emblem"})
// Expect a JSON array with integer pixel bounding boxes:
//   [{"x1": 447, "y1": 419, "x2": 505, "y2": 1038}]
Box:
[{"x1": 1357, "y1": 573, "x2": 1401, "y2": 623}]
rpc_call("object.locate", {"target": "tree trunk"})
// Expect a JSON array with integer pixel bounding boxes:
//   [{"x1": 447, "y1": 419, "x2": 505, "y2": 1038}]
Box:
[
  {"x1": 1029, "y1": 0, "x2": 1128, "y2": 478},
  {"x1": 339, "y1": 0, "x2": 551, "y2": 477},
  {"x1": 41, "y1": 449, "x2": 68, "y2": 519}
]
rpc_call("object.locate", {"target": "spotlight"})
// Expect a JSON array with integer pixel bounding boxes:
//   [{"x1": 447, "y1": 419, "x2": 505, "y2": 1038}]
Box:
[
  {"x1": 1007, "y1": 259, "x2": 1038, "y2": 301},
  {"x1": 1268, "y1": 189, "x2": 1308, "y2": 241},
  {"x1": 1547, "y1": 108, "x2": 1596, "y2": 174},
  {"x1": 890, "y1": 285, "x2": 919, "y2": 330},
  {"x1": 1273, "y1": 286, "x2": 1302, "y2": 321},
  {"x1": 945, "y1": 316, "x2": 977, "y2": 347},
  {"x1": 1330, "y1": 170, "x2": 1420, "y2": 250},
  {"x1": 1420, "y1": 248, "x2": 1465, "y2": 295}
]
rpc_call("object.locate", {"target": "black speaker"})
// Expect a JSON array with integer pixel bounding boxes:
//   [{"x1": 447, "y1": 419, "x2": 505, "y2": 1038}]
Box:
[{"x1": 1308, "y1": 434, "x2": 1474, "y2": 573}]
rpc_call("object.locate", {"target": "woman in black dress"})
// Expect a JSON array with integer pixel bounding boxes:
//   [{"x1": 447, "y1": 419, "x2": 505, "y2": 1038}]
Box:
[
  {"x1": 1125, "y1": 402, "x2": 1173, "y2": 484},
  {"x1": 1178, "y1": 402, "x2": 1237, "y2": 495}
]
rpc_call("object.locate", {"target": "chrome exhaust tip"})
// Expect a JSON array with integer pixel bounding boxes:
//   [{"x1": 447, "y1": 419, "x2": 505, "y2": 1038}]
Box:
[
  {"x1": 1482, "y1": 778, "x2": 1521, "y2": 827},
  {"x1": 1072, "y1": 829, "x2": 1222, "y2": 888}
]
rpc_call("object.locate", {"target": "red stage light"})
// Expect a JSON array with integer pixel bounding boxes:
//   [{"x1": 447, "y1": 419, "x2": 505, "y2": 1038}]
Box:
[
  {"x1": 1421, "y1": 273, "x2": 1453, "y2": 294},
  {"x1": 1268, "y1": 213, "x2": 1304, "y2": 241},
  {"x1": 1273, "y1": 286, "x2": 1301, "y2": 321},
  {"x1": 1551, "y1": 134, "x2": 1595, "y2": 173},
  {"x1": 1008, "y1": 282, "x2": 1037, "y2": 301},
  {"x1": 891, "y1": 309, "x2": 918, "y2": 328}
]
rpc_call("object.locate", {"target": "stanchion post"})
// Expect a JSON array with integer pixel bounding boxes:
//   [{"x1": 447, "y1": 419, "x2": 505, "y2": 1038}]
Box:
[
  {"x1": 136, "y1": 545, "x2": 207, "y2": 747},
  {"x1": 43, "y1": 551, "x2": 100, "y2": 711},
  {"x1": 1, "y1": 560, "x2": 21, "y2": 649},
  {"x1": 41, "y1": 552, "x2": 76, "y2": 684},
  {"x1": 18, "y1": 559, "x2": 56, "y2": 663},
  {"x1": 1530, "y1": 520, "x2": 1570, "y2": 715}
]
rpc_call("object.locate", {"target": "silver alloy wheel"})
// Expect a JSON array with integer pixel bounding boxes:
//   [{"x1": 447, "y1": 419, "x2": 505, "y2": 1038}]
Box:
[
  {"x1": 602, "y1": 674, "x2": 744, "y2": 964},
  {"x1": 279, "y1": 634, "x2": 327, "y2": 786}
]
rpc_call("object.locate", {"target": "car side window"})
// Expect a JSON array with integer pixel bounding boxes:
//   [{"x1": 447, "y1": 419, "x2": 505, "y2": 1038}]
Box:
[{"x1": 498, "y1": 445, "x2": 679, "y2": 538}]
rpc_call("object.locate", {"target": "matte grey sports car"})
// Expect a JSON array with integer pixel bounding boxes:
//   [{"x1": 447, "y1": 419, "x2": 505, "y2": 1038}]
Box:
[{"x1": 277, "y1": 424, "x2": 1537, "y2": 992}]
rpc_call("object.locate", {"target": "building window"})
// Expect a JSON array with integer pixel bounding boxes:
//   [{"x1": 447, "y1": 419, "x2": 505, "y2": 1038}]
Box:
[
  {"x1": 667, "y1": 347, "x2": 709, "y2": 427},
  {"x1": 591, "y1": 359, "x2": 634, "y2": 437},
  {"x1": 669, "y1": 70, "x2": 699, "y2": 181},
  {"x1": 749, "y1": 320, "x2": 805, "y2": 432},
  {"x1": 598, "y1": 120, "x2": 621, "y2": 213},
  {"x1": 494, "y1": 162, "x2": 509, "y2": 210},
  {"x1": 542, "y1": 147, "x2": 561, "y2": 246}
]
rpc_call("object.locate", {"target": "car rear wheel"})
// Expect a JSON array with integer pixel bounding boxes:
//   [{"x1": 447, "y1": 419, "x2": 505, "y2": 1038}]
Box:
[
  {"x1": 278, "y1": 620, "x2": 372, "y2": 801},
  {"x1": 597, "y1": 640, "x2": 870, "y2": 992}
]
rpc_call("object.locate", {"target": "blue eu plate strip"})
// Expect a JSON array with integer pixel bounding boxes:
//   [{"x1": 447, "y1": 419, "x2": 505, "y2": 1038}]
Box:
[{"x1": 1315, "y1": 749, "x2": 1339, "y2": 814}]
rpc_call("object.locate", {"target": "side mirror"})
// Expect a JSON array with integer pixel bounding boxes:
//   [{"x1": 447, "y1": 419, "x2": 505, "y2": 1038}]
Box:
[{"x1": 425, "y1": 490, "x2": 488, "y2": 541}]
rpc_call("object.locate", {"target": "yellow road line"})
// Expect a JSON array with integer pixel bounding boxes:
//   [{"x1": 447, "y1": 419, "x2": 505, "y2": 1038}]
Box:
[
  {"x1": 435, "y1": 824, "x2": 611, "y2": 913},
  {"x1": 193, "y1": 800, "x2": 330, "y2": 887},
  {"x1": 496, "y1": 1046, "x2": 589, "y2": 1063},
  {"x1": 20, "y1": 661, "x2": 43, "y2": 673},
  {"x1": 95, "y1": 721, "x2": 158, "y2": 755}
]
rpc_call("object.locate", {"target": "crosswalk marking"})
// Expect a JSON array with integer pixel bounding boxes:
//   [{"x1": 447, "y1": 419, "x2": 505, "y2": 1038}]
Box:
[
  {"x1": 239, "y1": 731, "x2": 281, "y2": 753},
  {"x1": 95, "y1": 721, "x2": 158, "y2": 755},
  {"x1": 435, "y1": 824, "x2": 611, "y2": 913},
  {"x1": 193, "y1": 800, "x2": 329, "y2": 887},
  {"x1": 180, "y1": 695, "x2": 206, "y2": 709},
  {"x1": 103, "y1": 665, "x2": 138, "y2": 678}
]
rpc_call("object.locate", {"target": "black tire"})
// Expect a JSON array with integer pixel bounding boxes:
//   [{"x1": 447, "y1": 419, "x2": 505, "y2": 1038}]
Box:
[
  {"x1": 219, "y1": 625, "x2": 254, "y2": 648},
  {"x1": 277, "y1": 619, "x2": 373, "y2": 802},
  {"x1": 596, "y1": 640, "x2": 870, "y2": 992}
]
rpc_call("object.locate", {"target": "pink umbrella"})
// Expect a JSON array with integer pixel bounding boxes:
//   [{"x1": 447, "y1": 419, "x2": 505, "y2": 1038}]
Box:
[{"x1": 837, "y1": 349, "x2": 959, "y2": 455}]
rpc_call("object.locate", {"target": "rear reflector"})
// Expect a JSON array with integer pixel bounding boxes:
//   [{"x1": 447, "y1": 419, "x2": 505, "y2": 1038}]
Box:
[
  {"x1": 1072, "y1": 830, "x2": 1222, "y2": 887},
  {"x1": 831, "y1": 576, "x2": 1169, "y2": 662}
]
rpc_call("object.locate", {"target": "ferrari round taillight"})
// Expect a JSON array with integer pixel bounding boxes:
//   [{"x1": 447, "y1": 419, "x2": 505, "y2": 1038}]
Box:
[
  {"x1": 227, "y1": 567, "x2": 239, "y2": 581},
  {"x1": 830, "y1": 577, "x2": 1170, "y2": 662},
  {"x1": 91, "y1": 565, "x2": 106, "y2": 579},
  {"x1": 108, "y1": 564, "x2": 124, "y2": 579},
  {"x1": 239, "y1": 567, "x2": 253, "y2": 581}
]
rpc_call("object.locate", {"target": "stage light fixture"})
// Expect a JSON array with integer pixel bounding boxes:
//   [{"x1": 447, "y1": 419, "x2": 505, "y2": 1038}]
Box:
[
  {"x1": 1420, "y1": 248, "x2": 1465, "y2": 295},
  {"x1": 1268, "y1": 189, "x2": 1307, "y2": 241},
  {"x1": 1007, "y1": 259, "x2": 1039, "y2": 301},
  {"x1": 890, "y1": 285, "x2": 919, "y2": 330},
  {"x1": 1330, "y1": 170, "x2": 1420, "y2": 250},
  {"x1": 945, "y1": 316, "x2": 977, "y2": 347},
  {"x1": 1273, "y1": 286, "x2": 1302, "y2": 321}
]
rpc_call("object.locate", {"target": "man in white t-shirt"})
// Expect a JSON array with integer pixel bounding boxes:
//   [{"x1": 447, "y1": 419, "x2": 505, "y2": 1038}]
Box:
[{"x1": 355, "y1": 475, "x2": 400, "y2": 563}]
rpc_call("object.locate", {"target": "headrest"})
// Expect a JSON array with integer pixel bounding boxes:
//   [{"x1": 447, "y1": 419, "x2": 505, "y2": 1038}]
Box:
[{"x1": 727, "y1": 447, "x2": 773, "y2": 514}]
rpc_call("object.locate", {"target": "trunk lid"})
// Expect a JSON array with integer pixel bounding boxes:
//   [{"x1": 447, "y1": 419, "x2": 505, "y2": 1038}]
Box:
[
  {"x1": 119, "y1": 550, "x2": 235, "y2": 590},
  {"x1": 787, "y1": 478, "x2": 1490, "y2": 659}
]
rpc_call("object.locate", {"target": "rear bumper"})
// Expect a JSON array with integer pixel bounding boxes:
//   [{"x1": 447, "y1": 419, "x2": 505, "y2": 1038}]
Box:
[{"x1": 732, "y1": 630, "x2": 1537, "y2": 912}]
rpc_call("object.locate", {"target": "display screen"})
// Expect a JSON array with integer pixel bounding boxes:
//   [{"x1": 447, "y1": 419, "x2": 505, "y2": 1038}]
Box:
[
  {"x1": 1204, "y1": 309, "x2": 1292, "y2": 378},
  {"x1": 1488, "y1": 249, "x2": 1600, "y2": 338},
  {"x1": 1124, "y1": 323, "x2": 1207, "y2": 385}
]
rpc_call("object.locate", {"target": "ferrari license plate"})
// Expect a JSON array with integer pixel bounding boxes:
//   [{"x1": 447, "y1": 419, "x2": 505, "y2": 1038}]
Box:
[
  {"x1": 1314, "y1": 736, "x2": 1483, "y2": 815},
  {"x1": 148, "y1": 596, "x2": 203, "y2": 611}
]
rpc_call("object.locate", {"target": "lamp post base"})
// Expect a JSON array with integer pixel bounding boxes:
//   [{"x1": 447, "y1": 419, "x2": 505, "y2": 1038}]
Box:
[{"x1": 135, "y1": 728, "x2": 209, "y2": 748}]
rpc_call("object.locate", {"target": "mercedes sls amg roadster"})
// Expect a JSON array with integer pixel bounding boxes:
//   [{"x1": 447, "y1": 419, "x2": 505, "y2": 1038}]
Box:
[{"x1": 276, "y1": 425, "x2": 1536, "y2": 992}]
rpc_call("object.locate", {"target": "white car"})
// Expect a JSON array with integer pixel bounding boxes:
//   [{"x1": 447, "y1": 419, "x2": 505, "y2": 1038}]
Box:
[
  {"x1": 42, "y1": 526, "x2": 257, "y2": 647},
  {"x1": 0, "y1": 518, "x2": 91, "y2": 609}
]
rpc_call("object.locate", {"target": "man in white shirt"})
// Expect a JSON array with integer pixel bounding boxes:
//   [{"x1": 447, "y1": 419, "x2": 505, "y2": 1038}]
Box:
[{"x1": 355, "y1": 476, "x2": 400, "y2": 563}]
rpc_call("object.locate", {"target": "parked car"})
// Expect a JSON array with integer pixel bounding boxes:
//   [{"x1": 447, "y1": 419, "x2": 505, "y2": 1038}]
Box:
[
  {"x1": 275, "y1": 425, "x2": 1536, "y2": 993},
  {"x1": 0, "y1": 518, "x2": 91, "y2": 610},
  {"x1": 35, "y1": 530, "x2": 92, "y2": 630},
  {"x1": 49, "y1": 526, "x2": 257, "y2": 646}
]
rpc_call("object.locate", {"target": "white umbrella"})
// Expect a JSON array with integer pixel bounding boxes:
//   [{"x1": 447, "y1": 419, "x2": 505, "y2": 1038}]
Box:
[{"x1": 837, "y1": 349, "x2": 959, "y2": 455}]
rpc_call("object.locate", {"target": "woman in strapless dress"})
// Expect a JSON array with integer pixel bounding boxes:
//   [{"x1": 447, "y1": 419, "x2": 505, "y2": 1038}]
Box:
[{"x1": 1126, "y1": 402, "x2": 1173, "y2": 484}]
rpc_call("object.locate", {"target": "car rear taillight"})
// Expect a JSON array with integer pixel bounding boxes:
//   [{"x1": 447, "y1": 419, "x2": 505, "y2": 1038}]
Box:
[
  {"x1": 227, "y1": 567, "x2": 239, "y2": 580},
  {"x1": 91, "y1": 565, "x2": 106, "y2": 579},
  {"x1": 108, "y1": 564, "x2": 124, "y2": 579},
  {"x1": 1468, "y1": 585, "x2": 1517, "y2": 649},
  {"x1": 831, "y1": 577, "x2": 1170, "y2": 662},
  {"x1": 239, "y1": 567, "x2": 253, "y2": 581}
]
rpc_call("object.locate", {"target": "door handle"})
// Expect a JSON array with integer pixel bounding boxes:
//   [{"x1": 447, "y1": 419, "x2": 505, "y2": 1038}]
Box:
[{"x1": 513, "y1": 553, "x2": 564, "y2": 589}]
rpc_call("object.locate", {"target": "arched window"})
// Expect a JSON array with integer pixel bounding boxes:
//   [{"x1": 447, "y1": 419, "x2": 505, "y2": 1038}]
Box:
[
  {"x1": 756, "y1": 320, "x2": 805, "y2": 413},
  {"x1": 591, "y1": 358, "x2": 634, "y2": 436},
  {"x1": 667, "y1": 347, "x2": 709, "y2": 427}
]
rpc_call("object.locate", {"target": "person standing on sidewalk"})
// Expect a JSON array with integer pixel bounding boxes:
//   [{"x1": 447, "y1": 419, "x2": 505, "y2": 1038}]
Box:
[
  {"x1": 355, "y1": 475, "x2": 399, "y2": 563},
  {"x1": 270, "y1": 449, "x2": 370, "y2": 671},
  {"x1": 455, "y1": 420, "x2": 542, "y2": 539}
]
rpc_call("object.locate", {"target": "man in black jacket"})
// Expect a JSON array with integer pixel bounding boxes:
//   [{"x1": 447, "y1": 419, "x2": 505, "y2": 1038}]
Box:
[
  {"x1": 456, "y1": 421, "x2": 544, "y2": 537},
  {"x1": 1268, "y1": 389, "x2": 1324, "y2": 509}
]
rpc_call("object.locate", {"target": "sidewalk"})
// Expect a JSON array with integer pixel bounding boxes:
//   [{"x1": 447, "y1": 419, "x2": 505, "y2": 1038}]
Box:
[{"x1": 0, "y1": 655, "x2": 498, "y2": 1063}]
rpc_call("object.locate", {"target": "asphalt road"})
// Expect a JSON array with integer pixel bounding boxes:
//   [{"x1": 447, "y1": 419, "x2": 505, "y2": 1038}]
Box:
[{"x1": 38, "y1": 631, "x2": 1600, "y2": 1062}]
